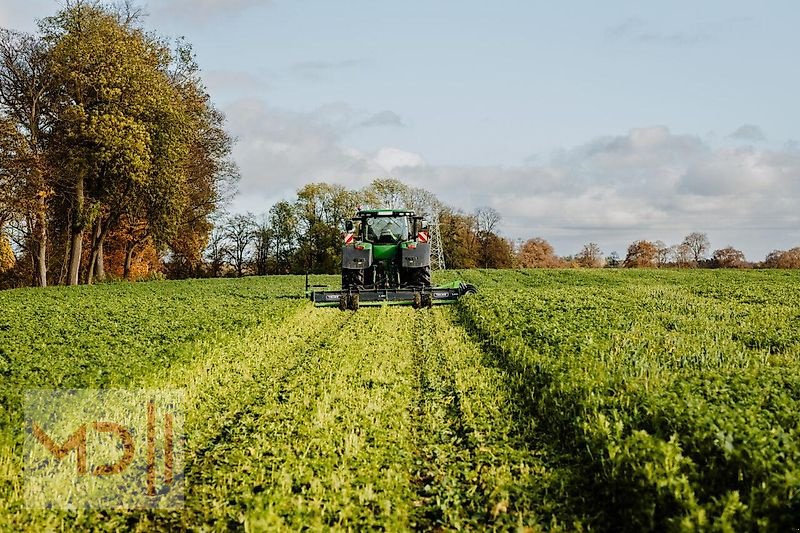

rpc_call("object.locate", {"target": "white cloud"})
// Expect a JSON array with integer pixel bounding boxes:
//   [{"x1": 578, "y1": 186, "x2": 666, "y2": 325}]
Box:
[
  {"x1": 374, "y1": 148, "x2": 424, "y2": 172},
  {"x1": 203, "y1": 70, "x2": 268, "y2": 97},
  {"x1": 223, "y1": 99, "x2": 416, "y2": 212},
  {"x1": 679, "y1": 148, "x2": 781, "y2": 196}
]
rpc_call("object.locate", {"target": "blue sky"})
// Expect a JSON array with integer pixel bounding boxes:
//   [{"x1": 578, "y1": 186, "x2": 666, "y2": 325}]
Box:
[{"x1": 2, "y1": 1, "x2": 799, "y2": 260}]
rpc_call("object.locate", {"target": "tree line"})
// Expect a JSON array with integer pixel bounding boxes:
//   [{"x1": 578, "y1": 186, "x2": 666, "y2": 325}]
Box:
[
  {"x1": 167, "y1": 178, "x2": 800, "y2": 280},
  {"x1": 517, "y1": 232, "x2": 800, "y2": 269},
  {"x1": 0, "y1": 1, "x2": 236, "y2": 288},
  {"x1": 158, "y1": 178, "x2": 516, "y2": 279}
]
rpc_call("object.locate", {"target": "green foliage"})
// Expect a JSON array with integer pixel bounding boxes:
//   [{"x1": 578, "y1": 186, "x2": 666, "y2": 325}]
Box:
[
  {"x1": 0, "y1": 277, "x2": 302, "y2": 428},
  {"x1": 453, "y1": 268, "x2": 800, "y2": 530}
]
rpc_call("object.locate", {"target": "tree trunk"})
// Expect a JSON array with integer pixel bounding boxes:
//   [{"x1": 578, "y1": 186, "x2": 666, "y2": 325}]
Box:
[
  {"x1": 96, "y1": 240, "x2": 105, "y2": 281},
  {"x1": 36, "y1": 223, "x2": 47, "y2": 287},
  {"x1": 88, "y1": 221, "x2": 109, "y2": 284},
  {"x1": 67, "y1": 176, "x2": 84, "y2": 286},
  {"x1": 29, "y1": 236, "x2": 36, "y2": 280},
  {"x1": 68, "y1": 230, "x2": 83, "y2": 285},
  {"x1": 124, "y1": 243, "x2": 135, "y2": 280},
  {"x1": 35, "y1": 195, "x2": 48, "y2": 287},
  {"x1": 87, "y1": 221, "x2": 100, "y2": 285}
]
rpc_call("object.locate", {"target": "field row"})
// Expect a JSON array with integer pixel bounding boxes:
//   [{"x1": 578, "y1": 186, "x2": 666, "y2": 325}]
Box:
[
  {"x1": 453, "y1": 270, "x2": 800, "y2": 530},
  {"x1": 143, "y1": 306, "x2": 577, "y2": 530}
]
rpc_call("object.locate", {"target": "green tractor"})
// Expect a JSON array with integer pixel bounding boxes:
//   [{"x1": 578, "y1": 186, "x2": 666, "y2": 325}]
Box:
[{"x1": 307, "y1": 209, "x2": 476, "y2": 310}]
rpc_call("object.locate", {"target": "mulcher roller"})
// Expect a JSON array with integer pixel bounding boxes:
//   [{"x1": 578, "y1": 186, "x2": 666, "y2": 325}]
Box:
[{"x1": 310, "y1": 281, "x2": 478, "y2": 310}]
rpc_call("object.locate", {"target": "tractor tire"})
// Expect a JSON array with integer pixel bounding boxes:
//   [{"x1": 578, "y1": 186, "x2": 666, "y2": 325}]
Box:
[
  {"x1": 339, "y1": 294, "x2": 348, "y2": 311},
  {"x1": 342, "y1": 268, "x2": 364, "y2": 290},
  {"x1": 414, "y1": 266, "x2": 432, "y2": 288},
  {"x1": 349, "y1": 293, "x2": 360, "y2": 311},
  {"x1": 413, "y1": 291, "x2": 422, "y2": 309},
  {"x1": 421, "y1": 293, "x2": 433, "y2": 308}
]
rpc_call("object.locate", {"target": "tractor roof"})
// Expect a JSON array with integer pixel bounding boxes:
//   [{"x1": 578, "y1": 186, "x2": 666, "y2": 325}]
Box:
[{"x1": 355, "y1": 209, "x2": 417, "y2": 217}]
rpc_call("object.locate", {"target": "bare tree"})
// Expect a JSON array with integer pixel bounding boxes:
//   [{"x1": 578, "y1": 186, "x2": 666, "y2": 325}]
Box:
[
  {"x1": 577, "y1": 242, "x2": 603, "y2": 267},
  {"x1": 654, "y1": 240, "x2": 671, "y2": 267},
  {"x1": 251, "y1": 215, "x2": 272, "y2": 276},
  {"x1": 223, "y1": 214, "x2": 254, "y2": 277},
  {"x1": 403, "y1": 186, "x2": 442, "y2": 220},
  {"x1": 475, "y1": 207, "x2": 501, "y2": 236},
  {"x1": 204, "y1": 226, "x2": 229, "y2": 277},
  {"x1": 112, "y1": 0, "x2": 147, "y2": 26},
  {"x1": 473, "y1": 207, "x2": 502, "y2": 268},
  {"x1": 682, "y1": 232, "x2": 710, "y2": 264},
  {"x1": 675, "y1": 243, "x2": 693, "y2": 267},
  {"x1": 605, "y1": 251, "x2": 621, "y2": 268}
]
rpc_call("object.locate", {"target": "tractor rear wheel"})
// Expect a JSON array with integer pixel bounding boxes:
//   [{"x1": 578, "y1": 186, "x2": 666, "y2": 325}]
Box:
[{"x1": 414, "y1": 266, "x2": 431, "y2": 287}]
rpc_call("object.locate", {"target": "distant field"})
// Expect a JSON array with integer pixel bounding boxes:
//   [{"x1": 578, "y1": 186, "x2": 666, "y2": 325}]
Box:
[{"x1": 1, "y1": 270, "x2": 799, "y2": 530}]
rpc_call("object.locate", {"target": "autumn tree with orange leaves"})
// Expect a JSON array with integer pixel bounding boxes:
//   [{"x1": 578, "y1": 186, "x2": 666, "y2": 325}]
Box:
[{"x1": 624, "y1": 240, "x2": 658, "y2": 268}]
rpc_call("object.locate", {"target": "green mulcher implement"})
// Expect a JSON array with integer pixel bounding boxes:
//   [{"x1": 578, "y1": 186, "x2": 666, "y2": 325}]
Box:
[{"x1": 307, "y1": 209, "x2": 477, "y2": 310}]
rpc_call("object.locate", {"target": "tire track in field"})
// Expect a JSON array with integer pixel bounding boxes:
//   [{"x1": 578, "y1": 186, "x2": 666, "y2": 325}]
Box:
[
  {"x1": 409, "y1": 307, "x2": 582, "y2": 530},
  {"x1": 409, "y1": 308, "x2": 475, "y2": 528},
  {"x1": 146, "y1": 307, "x2": 423, "y2": 530},
  {"x1": 182, "y1": 308, "x2": 356, "y2": 530},
  {"x1": 447, "y1": 301, "x2": 594, "y2": 528},
  {"x1": 186, "y1": 307, "x2": 353, "y2": 477},
  {"x1": 127, "y1": 304, "x2": 353, "y2": 531}
]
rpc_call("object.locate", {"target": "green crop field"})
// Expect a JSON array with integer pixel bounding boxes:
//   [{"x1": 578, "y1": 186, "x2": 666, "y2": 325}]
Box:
[{"x1": 1, "y1": 269, "x2": 799, "y2": 531}]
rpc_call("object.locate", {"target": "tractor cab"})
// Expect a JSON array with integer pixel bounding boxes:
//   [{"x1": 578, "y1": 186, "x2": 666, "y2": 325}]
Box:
[
  {"x1": 346, "y1": 210, "x2": 424, "y2": 245},
  {"x1": 366, "y1": 215, "x2": 409, "y2": 244}
]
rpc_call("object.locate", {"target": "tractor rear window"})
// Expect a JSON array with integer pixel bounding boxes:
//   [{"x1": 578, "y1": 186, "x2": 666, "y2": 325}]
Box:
[{"x1": 365, "y1": 216, "x2": 410, "y2": 244}]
